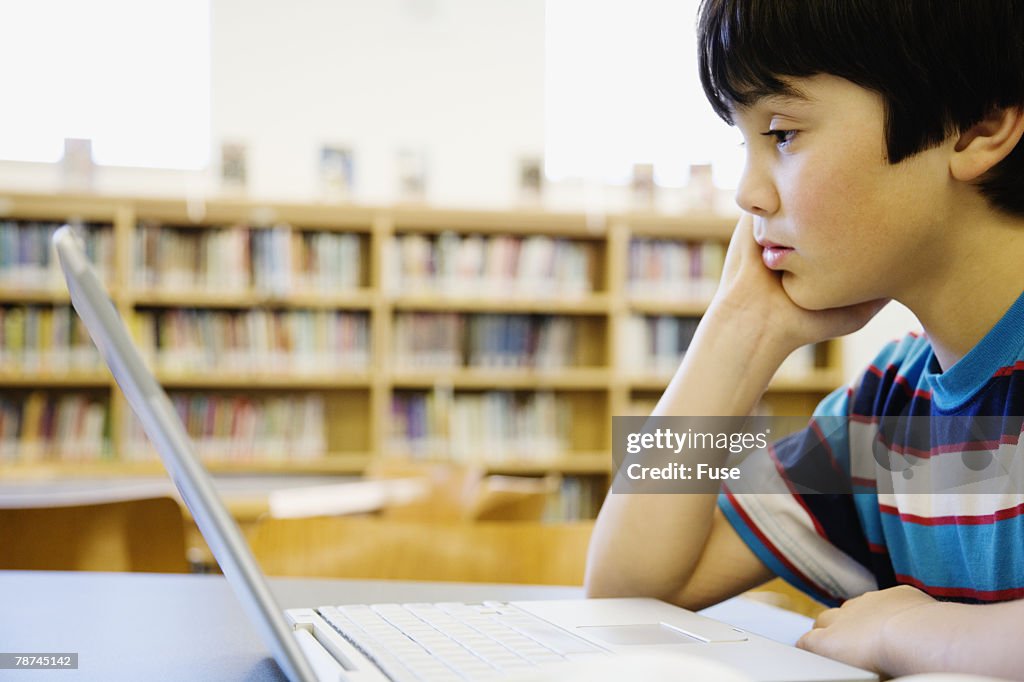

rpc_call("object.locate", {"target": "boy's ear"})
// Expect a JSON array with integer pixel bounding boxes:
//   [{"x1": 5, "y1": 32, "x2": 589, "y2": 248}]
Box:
[{"x1": 950, "y1": 106, "x2": 1024, "y2": 182}]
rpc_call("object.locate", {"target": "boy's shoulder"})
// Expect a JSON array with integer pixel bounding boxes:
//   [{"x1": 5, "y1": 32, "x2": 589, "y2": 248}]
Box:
[
  {"x1": 849, "y1": 292, "x2": 1024, "y2": 417},
  {"x1": 842, "y1": 331, "x2": 933, "y2": 417},
  {"x1": 863, "y1": 331, "x2": 932, "y2": 382}
]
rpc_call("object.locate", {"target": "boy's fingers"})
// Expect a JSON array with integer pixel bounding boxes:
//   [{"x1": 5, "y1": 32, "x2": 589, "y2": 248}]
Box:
[{"x1": 812, "y1": 607, "x2": 840, "y2": 629}]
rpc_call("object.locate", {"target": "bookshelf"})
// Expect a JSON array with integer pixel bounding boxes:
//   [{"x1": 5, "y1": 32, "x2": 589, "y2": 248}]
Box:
[{"x1": 0, "y1": 192, "x2": 844, "y2": 518}]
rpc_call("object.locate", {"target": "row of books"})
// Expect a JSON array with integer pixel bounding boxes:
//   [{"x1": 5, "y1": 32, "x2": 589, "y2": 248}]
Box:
[
  {"x1": 393, "y1": 313, "x2": 579, "y2": 369},
  {"x1": 0, "y1": 221, "x2": 114, "y2": 291},
  {"x1": 135, "y1": 223, "x2": 250, "y2": 291},
  {"x1": 134, "y1": 223, "x2": 365, "y2": 294},
  {"x1": 124, "y1": 393, "x2": 327, "y2": 462},
  {"x1": 250, "y1": 227, "x2": 365, "y2": 294},
  {"x1": 618, "y1": 319, "x2": 822, "y2": 378},
  {"x1": 619, "y1": 315, "x2": 701, "y2": 373},
  {"x1": 130, "y1": 308, "x2": 370, "y2": 373},
  {"x1": 627, "y1": 238, "x2": 725, "y2": 299},
  {"x1": 0, "y1": 305, "x2": 101, "y2": 372},
  {"x1": 0, "y1": 393, "x2": 110, "y2": 463},
  {"x1": 388, "y1": 232, "x2": 595, "y2": 297},
  {"x1": 543, "y1": 476, "x2": 604, "y2": 522},
  {"x1": 389, "y1": 390, "x2": 573, "y2": 463}
]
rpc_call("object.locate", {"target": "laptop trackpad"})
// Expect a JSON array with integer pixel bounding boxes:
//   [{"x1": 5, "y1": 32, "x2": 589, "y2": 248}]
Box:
[{"x1": 577, "y1": 624, "x2": 703, "y2": 646}]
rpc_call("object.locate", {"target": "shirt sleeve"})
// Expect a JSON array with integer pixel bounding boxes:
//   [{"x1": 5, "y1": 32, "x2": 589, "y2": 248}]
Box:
[{"x1": 717, "y1": 385, "x2": 880, "y2": 606}]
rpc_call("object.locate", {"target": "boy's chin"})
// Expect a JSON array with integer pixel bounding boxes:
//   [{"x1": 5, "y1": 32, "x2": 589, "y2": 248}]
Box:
[{"x1": 780, "y1": 275, "x2": 859, "y2": 311}]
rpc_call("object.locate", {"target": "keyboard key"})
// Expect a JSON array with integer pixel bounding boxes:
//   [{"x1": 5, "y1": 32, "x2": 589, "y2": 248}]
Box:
[
  {"x1": 322, "y1": 601, "x2": 608, "y2": 681},
  {"x1": 501, "y1": 621, "x2": 603, "y2": 655}
]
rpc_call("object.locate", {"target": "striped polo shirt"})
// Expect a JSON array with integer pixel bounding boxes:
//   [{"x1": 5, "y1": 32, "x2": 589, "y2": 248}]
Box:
[{"x1": 719, "y1": 290, "x2": 1024, "y2": 607}]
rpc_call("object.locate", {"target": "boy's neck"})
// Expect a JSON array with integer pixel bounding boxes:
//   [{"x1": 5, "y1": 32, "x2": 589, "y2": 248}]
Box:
[{"x1": 902, "y1": 209, "x2": 1024, "y2": 373}]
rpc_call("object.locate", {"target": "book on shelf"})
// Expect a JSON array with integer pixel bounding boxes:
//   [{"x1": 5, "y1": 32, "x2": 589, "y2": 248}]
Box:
[
  {"x1": 136, "y1": 222, "x2": 251, "y2": 292},
  {"x1": 250, "y1": 225, "x2": 293, "y2": 295},
  {"x1": 619, "y1": 314, "x2": 823, "y2": 379},
  {"x1": 294, "y1": 231, "x2": 363, "y2": 292},
  {"x1": 124, "y1": 393, "x2": 326, "y2": 463},
  {"x1": 627, "y1": 237, "x2": 724, "y2": 300},
  {"x1": 543, "y1": 475, "x2": 604, "y2": 521},
  {"x1": 388, "y1": 232, "x2": 594, "y2": 298},
  {"x1": 620, "y1": 314, "x2": 700, "y2": 374},
  {"x1": 0, "y1": 221, "x2": 113, "y2": 292},
  {"x1": 135, "y1": 222, "x2": 365, "y2": 296},
  {"x1": 390, "y1": 389, "x2": 572, "y2": 464},
  {"x1": 0, "y1": 392, "x2": 110, "y2": 464},
  {"x1": 0, "y1": 305, "x2": 101, "y2": 372},
  {"x1": 130, "y1": 308, "x2": 369, "y2": 374},
  {"x1": 393, "y1": 312, "x2": 578, "y2": 369}
]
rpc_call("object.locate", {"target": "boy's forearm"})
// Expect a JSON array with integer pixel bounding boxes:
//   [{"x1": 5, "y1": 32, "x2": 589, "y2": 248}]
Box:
[
  {"x1": 586, "y1": 300, "x2": 791, "y2": 601},
  {"x1": 882, "y1": 598, "x2": 1024, "y2": 678},
  {"x1": 653, "y1": 297, "x2": 793, "y2": 417}
]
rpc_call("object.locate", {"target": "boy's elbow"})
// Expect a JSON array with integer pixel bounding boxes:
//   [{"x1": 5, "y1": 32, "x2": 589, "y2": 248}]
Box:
[
  {"x1": 583, "y1": 561, "x2": 633, "y2": 599},
  {"x1": 583, "y1": 571, "x2": 621, "y2": 599},
  {"x1": 583, "y1": 562, "x2": 678, "y2": 601}
]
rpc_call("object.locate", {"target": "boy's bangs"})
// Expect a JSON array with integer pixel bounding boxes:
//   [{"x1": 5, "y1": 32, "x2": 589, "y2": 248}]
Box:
[{"x1": 697, "y1": 0, "x2": 885, "y2": 123}]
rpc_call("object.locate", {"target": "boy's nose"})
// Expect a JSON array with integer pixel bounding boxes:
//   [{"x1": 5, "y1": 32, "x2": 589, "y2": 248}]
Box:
[{"x1": 735, "y1": 163, "x2": 780, "y2": 216}]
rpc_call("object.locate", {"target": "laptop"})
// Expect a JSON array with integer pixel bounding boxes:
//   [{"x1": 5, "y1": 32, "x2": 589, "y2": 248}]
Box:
[{"x1": 53, "y1": 224, "x2": 876, "y2": 682}]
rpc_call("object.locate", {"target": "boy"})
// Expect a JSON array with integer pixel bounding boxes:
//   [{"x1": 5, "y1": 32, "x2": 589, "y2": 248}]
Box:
[{"x1": 585, "y1": 0, "x2": 1024, "y2": 678}]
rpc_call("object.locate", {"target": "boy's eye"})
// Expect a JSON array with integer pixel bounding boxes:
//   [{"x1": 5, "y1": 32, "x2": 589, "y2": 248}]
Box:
[{"x1": 760, "y1": 129, "x2": 798, "y2": 150}]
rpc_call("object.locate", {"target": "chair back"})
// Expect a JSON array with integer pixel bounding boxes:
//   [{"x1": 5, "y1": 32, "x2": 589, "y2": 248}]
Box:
[
  {"x1": 0, "y1": 496, "x2": 189, "y2": 573},
  {"x1": 247, "y1": 517, "x2": 594, "y2": 585}
]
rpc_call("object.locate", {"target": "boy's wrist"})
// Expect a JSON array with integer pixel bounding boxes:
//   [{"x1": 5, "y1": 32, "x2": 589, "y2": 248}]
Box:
[
  {"x1": 663, "y1": 295, "x2": 795, "y2": 415},
  {"x1": 878, "y1": 599, "x2": 957, "y2": 675},
  {"x1": 705, "y1": 293, "x2": 798, "y2": 365}
]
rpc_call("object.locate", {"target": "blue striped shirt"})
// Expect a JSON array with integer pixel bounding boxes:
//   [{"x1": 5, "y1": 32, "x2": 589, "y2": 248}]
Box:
[{"x1": 719, "y1": 290, "x2": 1024, "y2": 606}]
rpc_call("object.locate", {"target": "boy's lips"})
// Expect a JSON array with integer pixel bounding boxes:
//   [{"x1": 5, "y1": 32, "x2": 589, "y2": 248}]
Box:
[
  {"x1": 755, "y1": 237, "x2": 794, "y2": 269},
  {"x1": 754, "y1": 237, "x2": 791, "y2": 249}
]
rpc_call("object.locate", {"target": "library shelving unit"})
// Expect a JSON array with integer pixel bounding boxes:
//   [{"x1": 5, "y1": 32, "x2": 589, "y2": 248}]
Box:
[{"x1": 0, "y1": 192, "x2": 844, "y2": 519}]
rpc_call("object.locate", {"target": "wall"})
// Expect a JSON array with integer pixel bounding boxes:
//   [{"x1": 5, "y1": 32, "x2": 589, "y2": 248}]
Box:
[
  {"x1": 842, "y1": 301, "x2": 922, "y2": 382},
  {"x1": 0, "y1": 0, "x2": 546, "y2": 208}
]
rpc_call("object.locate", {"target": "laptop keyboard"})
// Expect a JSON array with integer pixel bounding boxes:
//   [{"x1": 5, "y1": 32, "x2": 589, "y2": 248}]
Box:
[{"x1": 317, "y1": 601, "x2": 607, "y2": 682}]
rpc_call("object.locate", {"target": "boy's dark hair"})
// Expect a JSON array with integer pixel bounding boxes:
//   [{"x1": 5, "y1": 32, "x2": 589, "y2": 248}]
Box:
[{"x1": 697, "y1": 0, "x2": 1024, "y2": 217}]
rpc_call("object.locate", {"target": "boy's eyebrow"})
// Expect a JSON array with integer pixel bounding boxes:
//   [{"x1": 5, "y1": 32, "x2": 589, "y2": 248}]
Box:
[
  {"x1": 733, "y1": 84, "x2": 817, "y2": 114},
  {"x1": 759, "y1": 92, "x2": 815, "y2": 107}
]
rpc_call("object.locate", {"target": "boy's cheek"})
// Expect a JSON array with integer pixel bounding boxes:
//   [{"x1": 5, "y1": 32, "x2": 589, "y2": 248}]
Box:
[{"x1": 777, "y1": 253, "x2": 889, "y2": 311}]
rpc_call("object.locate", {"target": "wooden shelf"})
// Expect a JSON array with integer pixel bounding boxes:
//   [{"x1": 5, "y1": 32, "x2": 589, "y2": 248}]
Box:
[
  {"x1": 155, "y1": 372, "x2": 372, "y2": 389},
  {"x1": 625, "y1": 296, "x2": 712, "y2": 316},
  {"x1": 622, "y1": 212, "x2": 737, "y2": 239},
  {"x1": 767, "y1": 370, "x2": 847, "y2": 393},
  {"x1": 131, "y1": 288, "x2": 375, "y2": 309},
  {"x1": 0, "y1": 455, "x2": 373, "y2": 479},
  {"x1": 0, "y1": 371, "x2": 111, "y2": 388},
  {"x1": 624, "y1": 369, "x2": 845, "y2": 393},
  {"x1": 377, "y1": 453, "x2": 611, "y2": 475},
  {"x1": 389, "y1": 293, "x2": 609, "y2": 314},
  {"x1": 483, "y1": 454, "x2": 610, "y2": 475},
  {"x1": 389, "y1": 367, "x2": 609, "y2": 389},
  {"x1": 0, "y1": 453, "x2": 610, "y2": 480},
  {"x1": 0, "y1": 288, "x2": 73, "y2": 304},
  {"x1": 390, "y1": 206, "x2": 604, "y2": 237},
  {"x1": 131, "y1": 196, "x2": 377, "y2": 230}
]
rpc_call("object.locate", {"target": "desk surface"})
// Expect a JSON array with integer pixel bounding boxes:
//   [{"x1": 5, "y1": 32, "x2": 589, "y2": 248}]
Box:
[{"x1": 0, "y1": 570, "x2": 812, "y2": 681}]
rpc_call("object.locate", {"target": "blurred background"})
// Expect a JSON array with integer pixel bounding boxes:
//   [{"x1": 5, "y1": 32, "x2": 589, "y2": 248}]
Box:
[{"x1": 0, "y1": 0, "x2": 915, "y2": 610}]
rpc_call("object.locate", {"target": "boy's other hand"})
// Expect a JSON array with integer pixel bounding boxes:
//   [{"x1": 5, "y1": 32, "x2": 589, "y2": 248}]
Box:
[
  {"x1": 796, "y1": 584, "x2": 940, "y2": 675},
  {"x1": 712, "y1": 213, "x2": 888, "y2": 356}
]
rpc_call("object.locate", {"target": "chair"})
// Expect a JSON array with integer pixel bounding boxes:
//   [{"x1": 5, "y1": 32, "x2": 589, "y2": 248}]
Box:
[
  {"x1": 467, "y1": 474, "x2": 562, "y2": 521},
  {"x1": 0, "y1": 497, "x2": 189, "y2": 573},
  {"x1": 365, "y1": 459, "x2": 561, "y2": 522},
  {"x1": 246, "y1": 517, "x2": 594, "y2": 585}
]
